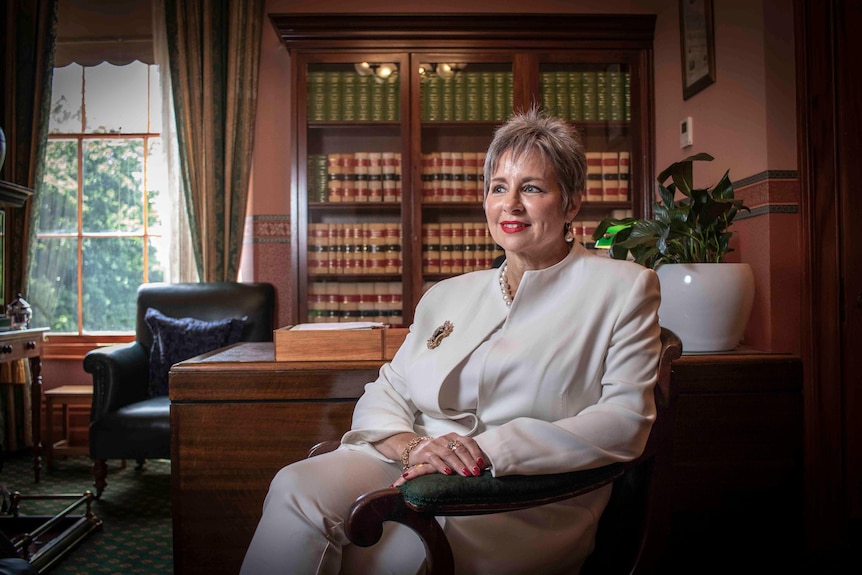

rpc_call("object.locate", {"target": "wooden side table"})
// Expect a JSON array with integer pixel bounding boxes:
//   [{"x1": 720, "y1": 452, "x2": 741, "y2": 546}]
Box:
[
  {"x1": 44, "y1": 385, "x2": 92, "y2": 471},
  {"x1": 0, "y1": 327, "x2": 49, "y2": 481}
]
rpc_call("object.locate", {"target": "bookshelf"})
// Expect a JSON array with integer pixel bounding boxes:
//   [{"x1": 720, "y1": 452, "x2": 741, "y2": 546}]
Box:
[{"x1": 270, "y1": 13, "x2": 656, "y2": 325}]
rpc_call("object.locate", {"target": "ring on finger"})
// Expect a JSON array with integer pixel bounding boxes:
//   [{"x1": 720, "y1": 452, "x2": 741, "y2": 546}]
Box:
[{"x1": 447, "y1": 440, "x2": 462, "y2": 451}]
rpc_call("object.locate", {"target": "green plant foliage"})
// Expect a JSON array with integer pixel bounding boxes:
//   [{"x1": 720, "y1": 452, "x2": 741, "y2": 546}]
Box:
[{"x1": 592, "y1": 153, "x2": 749, "y2": 268}]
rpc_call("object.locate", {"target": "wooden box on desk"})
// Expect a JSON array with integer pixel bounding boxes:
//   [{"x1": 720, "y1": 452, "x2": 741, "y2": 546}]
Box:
[{"x1": 274, "y1": 325, "x2": 409, "y2": 361}]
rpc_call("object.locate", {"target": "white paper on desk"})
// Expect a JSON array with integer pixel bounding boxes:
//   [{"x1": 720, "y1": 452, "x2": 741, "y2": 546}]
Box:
[{"x1": 288, "y1": 322, "x2": 385, "y2": 331}]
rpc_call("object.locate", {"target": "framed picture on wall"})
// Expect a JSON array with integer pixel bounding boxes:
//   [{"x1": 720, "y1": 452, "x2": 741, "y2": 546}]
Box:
[{"x1": 679, "y1": 0, "x2": 716, "y2": 100}]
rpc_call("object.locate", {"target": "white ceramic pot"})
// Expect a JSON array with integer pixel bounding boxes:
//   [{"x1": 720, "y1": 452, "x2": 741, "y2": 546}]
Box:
[{"x1": 655, "y1": 263, "x2": 755, "y2": 353}]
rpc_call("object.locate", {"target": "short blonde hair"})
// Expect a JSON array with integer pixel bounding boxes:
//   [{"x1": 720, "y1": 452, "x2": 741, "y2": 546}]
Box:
[{"x1": 483, "y1": 107, "x2": 586, "y2": 213}]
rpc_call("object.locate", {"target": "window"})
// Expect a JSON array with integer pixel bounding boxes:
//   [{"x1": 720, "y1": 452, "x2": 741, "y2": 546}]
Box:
[{"x1": 28, "y1": 61, "x2": 169, "y2": 334}]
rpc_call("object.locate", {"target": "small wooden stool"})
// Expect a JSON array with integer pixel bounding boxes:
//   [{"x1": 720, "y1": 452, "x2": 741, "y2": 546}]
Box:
[{"x1": 43, "y1": 385, "x2": 92, "y2": 471}]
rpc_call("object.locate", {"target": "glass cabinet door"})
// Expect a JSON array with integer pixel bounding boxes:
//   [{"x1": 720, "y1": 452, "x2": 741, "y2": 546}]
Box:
[
  {"x1": 300, "y1": 57, "x2": 409, "y2": 325},
  {"x1": 416, "y1": 57, "x2": 511, "y2": 298},
  {"x1": 539, "y1": 59, "x2": 638, "y2": 249}
]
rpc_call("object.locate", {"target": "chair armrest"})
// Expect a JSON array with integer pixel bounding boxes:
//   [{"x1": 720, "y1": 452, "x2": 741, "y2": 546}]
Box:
[
  {"x1": 346, "y1": 463, "x2": 626, "y2": 575},
  {"x1": 398, "y1": 463, "x2": 626, "y2": 514},
  {"x1": 83, "y1": 341, "x2": 150, "y2": 419}
]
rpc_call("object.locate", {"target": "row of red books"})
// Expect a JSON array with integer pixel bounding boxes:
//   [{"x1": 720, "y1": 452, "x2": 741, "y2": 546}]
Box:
[{"x1": 307, "y1": 281, "x2": 403, "y2": 325}]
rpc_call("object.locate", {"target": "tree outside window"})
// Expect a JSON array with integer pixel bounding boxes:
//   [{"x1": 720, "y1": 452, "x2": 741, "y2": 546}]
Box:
[{"x1": 28, "y1": 61, "x2": 169, "y2": 334}]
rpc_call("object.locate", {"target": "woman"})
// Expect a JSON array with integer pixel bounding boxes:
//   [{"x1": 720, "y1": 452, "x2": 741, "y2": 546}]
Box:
[{"x1": 241, "y1": 108, "x2": 661, "y2": 574}]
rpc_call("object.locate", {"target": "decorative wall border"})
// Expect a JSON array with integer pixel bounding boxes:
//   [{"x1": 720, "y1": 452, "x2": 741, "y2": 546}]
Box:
[
  {"x1": 732, "y1": 170, "x2": 799, "y2": 220},
  {"x1": 244, "y1": 214, "x2": 291, "y2": 243}
]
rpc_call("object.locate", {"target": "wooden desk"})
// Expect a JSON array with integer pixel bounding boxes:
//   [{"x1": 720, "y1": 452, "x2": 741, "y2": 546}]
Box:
[
  {"x1": 169, "y1": 343, "x2": 381, "y2": 575},
  {"x1": 661, "y1": 351, "x2": 804, "y2": 572},
  {"x1": 170, "y1": 344, "x2": 803, "y2": 575},
  {"x1": 0, "y1": 327, "x2": 49, "y2": 482}
]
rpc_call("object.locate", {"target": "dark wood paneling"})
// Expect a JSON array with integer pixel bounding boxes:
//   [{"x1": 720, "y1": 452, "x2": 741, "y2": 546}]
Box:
[
  {"x1": 171, "y1": 401, "x2": 358, "y2": 575},
  {"x1": 795, "y1": 0, "x2": 860, "y2": 556}
]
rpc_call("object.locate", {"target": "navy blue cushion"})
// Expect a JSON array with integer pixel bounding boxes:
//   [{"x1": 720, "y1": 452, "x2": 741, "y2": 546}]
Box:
[{"x1": 145, "y1": 307, "x2": 246, "y2": 396}]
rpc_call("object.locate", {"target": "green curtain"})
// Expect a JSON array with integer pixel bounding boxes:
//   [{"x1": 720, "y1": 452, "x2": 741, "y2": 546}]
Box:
[
  {"x1": 0, "y1": 0, "x2": 56, "y2": 451},
  {"x1": 2, "y1": 0, "x2": 57, "y2": 299},
  {"x1": 162, "y1": 0, "x2": 263, "y2": 282}
]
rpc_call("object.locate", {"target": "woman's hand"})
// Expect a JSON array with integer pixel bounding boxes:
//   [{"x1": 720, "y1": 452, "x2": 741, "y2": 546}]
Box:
[{"x1": 392, "y1": 434, "x2": 489, "y2": 487}]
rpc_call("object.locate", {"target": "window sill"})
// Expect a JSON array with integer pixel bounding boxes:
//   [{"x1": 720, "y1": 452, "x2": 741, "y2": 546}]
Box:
[{"x1": 44, "y1": 334, "x2": 135, "y2": 360}]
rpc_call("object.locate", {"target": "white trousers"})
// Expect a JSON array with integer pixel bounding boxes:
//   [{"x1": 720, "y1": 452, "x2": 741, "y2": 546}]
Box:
[{"x1": 240, "y1": 447, "x2": 607, "y2": 575}]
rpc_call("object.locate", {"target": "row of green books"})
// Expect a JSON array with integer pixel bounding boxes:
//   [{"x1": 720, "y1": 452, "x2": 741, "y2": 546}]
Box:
[
  {"x1": 540, "y1": 70, "x2": 631, "y2": 122},
  {"x1": 420, "y1": 72, "x2": 513, "y2": 122},
  {"x1": 307, "y1": 71, "x2": 400, "y2": 122}
]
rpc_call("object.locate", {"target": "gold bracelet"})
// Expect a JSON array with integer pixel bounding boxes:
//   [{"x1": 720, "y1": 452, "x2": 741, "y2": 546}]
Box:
[{"x1": 400, "y1": 436, "x2": 431, "y2": 470}]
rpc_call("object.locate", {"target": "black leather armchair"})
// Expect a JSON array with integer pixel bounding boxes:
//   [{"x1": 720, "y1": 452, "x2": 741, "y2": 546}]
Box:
[{"x1": 83, "y1": 282, "x2": 276, "y2": 497}]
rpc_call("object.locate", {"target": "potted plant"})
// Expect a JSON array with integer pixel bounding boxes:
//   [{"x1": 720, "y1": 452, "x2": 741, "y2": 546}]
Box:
[{"x1": 593, "y1": 153, "x2": 755, "y2": 352}]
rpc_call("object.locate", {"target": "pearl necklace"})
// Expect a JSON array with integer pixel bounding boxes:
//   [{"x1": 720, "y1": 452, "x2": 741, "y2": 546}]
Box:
[{"x1": 499, "y1": 263, "x2": 513, "y2": 307}]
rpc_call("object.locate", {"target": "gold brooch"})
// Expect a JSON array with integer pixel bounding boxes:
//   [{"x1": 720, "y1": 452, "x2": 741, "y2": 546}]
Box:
[{"x1": 426, "y1": 321, "x2": 454, "y2": 349}]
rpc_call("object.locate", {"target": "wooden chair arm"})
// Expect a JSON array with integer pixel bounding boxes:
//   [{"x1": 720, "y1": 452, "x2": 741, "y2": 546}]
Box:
[{"x1": 345, "y1": 463, "x2": 628, "y2": 575}]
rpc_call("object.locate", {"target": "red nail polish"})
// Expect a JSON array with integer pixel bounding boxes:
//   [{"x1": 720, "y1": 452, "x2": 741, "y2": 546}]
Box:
[
  {"x1": 402, "y1": 472, "x2": 409, "y2": 478},
  {"x1": 443, "y1": 467, "x2": 452, "y2": 475},
  {"x1": 462, "y1": 467, "x2": 469, "y2": 476},
  {"x1": 477, "y1": 457, "x2": 485, "y2": 467},
  {"x1": 389, "y1": 484, "x2": 395, "y2": 488},
  {"x1": 472, "y1": 466, "x2": 481, "y2": 476}
]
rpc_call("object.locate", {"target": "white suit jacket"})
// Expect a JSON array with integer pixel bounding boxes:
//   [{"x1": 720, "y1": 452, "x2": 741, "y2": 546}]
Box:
[{"x1": 342, "y1": 242, "x2": 661, "y2": 476}]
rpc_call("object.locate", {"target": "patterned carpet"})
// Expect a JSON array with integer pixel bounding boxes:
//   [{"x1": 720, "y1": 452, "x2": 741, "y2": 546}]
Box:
[{"x1": 0, "y1": 451, "x2": 171, "y2": 574}]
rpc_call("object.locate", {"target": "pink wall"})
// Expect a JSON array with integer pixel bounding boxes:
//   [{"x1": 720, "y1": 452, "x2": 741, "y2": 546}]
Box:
[{"x1": 248, "y1": 0, "x2": 801, "y2": 353}]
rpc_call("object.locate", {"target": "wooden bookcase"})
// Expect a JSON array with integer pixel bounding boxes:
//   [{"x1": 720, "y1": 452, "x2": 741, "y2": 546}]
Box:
[{"x1": 270, "y1": 13, "x2": 656, "y2": 325}]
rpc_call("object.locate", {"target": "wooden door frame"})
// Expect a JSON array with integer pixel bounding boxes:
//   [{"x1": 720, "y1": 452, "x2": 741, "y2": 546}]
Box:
[{"x1": 795, "y1": 0, "x2": 858, "y2": 555}]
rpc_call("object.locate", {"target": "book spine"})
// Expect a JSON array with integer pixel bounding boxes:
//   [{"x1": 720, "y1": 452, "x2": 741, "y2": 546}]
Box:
[
  {"x1": 541, "y1": 72, "x2": 556, "y2": 117},
  {"x1": 384, "y1": 75, "x2": 399, "y2": 121},
  {"x1": 356, "y1": 74, "x2": 372, "y2": 121},
  {"x1": 493, "y1": 72, "x2": 507, "y2": 121},
  {"x1": 596, "y1": 70, "x2": 609, "y2": 122},
  {"x1": 366, "y1": 223, "x2": 386, "y2": 274},
  {"x1": 452, "y1": 152, "x2": 465, "y2": 203},
  {"x1": 439, "y1": 223, "x2": 453, "y2": 274},
  {"x1": 479, "y1": 72, "x2": 494, "y2": 121},
  {"x1": 618, "y1": 151, "x2": 631, "y2": 201},
  {"x1": 328, "y1": 223, "x2": 344, "y2": 274},
  {"x1": 441, "y1": 77, "x2": 454, "y2": 121},
  {"x1": 423, "y1": 223, "x2": 440, "y2": 274},
  {"x1": 342, "y1": 154, "x2": 356, "y2": 202},
  {"x1": 608, "y1": 67, "x2": 624, "y2": 121},
  {"x1": 384, "y1": 223, "x2": 402, "y2": 274},
  {"x1": 381, "y1": 152, "x2": 396, "y2": 203},
  {"x1": 307, "y1": 71, "x2": 327, "y2": 121},
  {"x1": 465, "y1": 72, "x2": 481, "y2": 121},
  {"x1": 601, "y1": 152, "x2": 620, "y2": 202},
  {"x1": 581, "y1": 71, "x2": 598, "y2": 121},
  {"x1": 341, "y1": 71, "x2": 356, "y2": 121},
  {"x1": 326, "y1": 71, "x2": 342, "y2": 121},
  {"x1": 450, "y1": 223, "x2": 464, "y2": 274},
  {"x1": 424, "y1": 75, "x2": 441, "y2": 121},
  {"x1": 307, "y1": 223, "x2": 328, "y2": 275},
  {"x1": 585, "y1": 152, "x2": 604, "y2": 202},
  {"x1": 568, "y1": 71, "x2": 583, "y2": 122},
  {"x1": 326, "y1": 153, "x2": 343, "y2": 203},
  {"x1": 555, "y1": 71, "x2": 569, "y2": 120},
  {"x1": 307, "y1": 282, "x2": 327, "y2": 323},
  {"x1": 368, "y1": 152, "x2": 383, "y2": 203},
  {"x1": 453, "y1": 72, "x2": 467, "y2": 121},
  {"x1": 370, "y1": 77, "x2": 385, "y2": 121}
]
